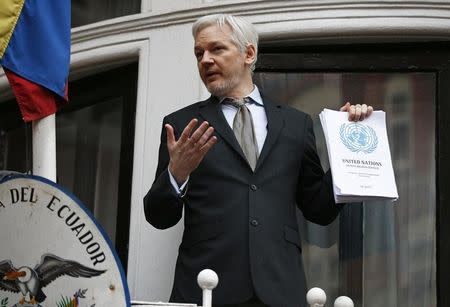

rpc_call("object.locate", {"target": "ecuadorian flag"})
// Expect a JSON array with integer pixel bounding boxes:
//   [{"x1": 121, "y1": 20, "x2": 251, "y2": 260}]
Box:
[{"x1": 0, "y1": 0, "x2": 70, "y2": 122}]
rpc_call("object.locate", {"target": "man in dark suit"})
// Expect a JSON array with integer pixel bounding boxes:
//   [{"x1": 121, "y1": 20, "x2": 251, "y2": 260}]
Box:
[{"x1": 144, "y1": 14, "x2": 372, "y2": 307}]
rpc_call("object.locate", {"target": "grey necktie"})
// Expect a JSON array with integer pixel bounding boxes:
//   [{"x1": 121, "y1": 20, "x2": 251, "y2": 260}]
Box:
[{"x1": 223, "y1": 97, "x2": 259, "y2": 171}]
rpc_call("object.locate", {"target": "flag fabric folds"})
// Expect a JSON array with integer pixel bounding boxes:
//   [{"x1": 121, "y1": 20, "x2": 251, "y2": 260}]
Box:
[{"x1": 0, "y1": 0, "x2": 70, "y2": 122}]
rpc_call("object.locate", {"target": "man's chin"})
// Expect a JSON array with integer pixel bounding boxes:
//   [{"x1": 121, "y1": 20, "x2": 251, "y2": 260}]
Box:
[{"x1": 206, "y1": 82, "x2": 231, "y2": 97}]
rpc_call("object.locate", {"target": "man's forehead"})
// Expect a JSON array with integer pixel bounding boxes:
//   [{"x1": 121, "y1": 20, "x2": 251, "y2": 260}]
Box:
[{"x1": 194, "y1": 24, "x2": 233, "y2": 45}]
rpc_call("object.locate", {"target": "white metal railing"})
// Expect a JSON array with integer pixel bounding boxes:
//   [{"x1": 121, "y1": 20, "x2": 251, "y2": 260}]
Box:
[{"x1": 131, "y1": 269, "x2": 353, "y2": 307}]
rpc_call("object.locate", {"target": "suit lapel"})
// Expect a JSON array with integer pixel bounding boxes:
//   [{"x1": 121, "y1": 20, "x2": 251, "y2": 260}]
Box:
[
  {"x1": 198, "y1": 96, "x2": 248, "y2": 163},
  {"x1": 255, "y1": 97, "x2": 284, "y2": 171}
]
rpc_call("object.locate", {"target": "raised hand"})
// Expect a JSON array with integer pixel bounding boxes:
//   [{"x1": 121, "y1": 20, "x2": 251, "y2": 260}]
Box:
[
  {"x1": 166, "y1": 118, "x2": 217, "y2": 184},
  {"x1": 340, "y1": 102, "x2": 373, "y2": 121}
]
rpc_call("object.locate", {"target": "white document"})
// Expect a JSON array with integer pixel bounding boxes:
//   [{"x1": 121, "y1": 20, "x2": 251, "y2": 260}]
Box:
[{"x1": 319, "y1": 109, "x2": 398, "y2": 203}]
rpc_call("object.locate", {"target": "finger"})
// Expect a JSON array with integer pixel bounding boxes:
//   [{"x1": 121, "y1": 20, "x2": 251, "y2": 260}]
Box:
[
  {"x1": 189, "y1": 121, "x2": 210, "y2": 145},
  {"x1": 354, "y1": 104, "x2": 362, "y2": 121},
  {"x1": 348, "y1": 105, "x2": 356, "y2": 121},
  {"x1": 196, "y1": 126, "x2": 215, "y2": 148},
  {"x1": 360, "y1": 104, "x2": 368, "y2": 120},
  {"x1": 367, "y1": 106, "x2": 374, "y2": 117},
  {"x1": 340, "y1": 102, "x2": 351, "y2": 112},
  {"x1": 165, "y1": 124, "x2": 175, "y2": 146},
  {"x1": 179, "y1": 118, "x2": 198, "y2": 143},
  {"x1": 199, "y1": 135, "x2": 217, "y2": 155}
]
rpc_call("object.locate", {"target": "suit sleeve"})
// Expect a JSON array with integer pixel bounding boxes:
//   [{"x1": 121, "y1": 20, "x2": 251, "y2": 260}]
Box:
[
  {"x1": 296, "y1": 114, "x2": 342, "y2": 226},
  {"x1": 143, "y1": 117, "x2": 184, "y2": 229}
]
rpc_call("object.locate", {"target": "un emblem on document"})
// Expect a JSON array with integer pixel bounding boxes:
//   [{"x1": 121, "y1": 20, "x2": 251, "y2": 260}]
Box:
[{"x1": 339, "y1": 123, "x2": 378, "y2": 154}]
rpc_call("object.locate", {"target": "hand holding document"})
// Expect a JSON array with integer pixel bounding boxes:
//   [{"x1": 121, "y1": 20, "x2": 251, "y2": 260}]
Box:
[{"x1": 319, "y1": 109, "x2": 398, "y2": 203}]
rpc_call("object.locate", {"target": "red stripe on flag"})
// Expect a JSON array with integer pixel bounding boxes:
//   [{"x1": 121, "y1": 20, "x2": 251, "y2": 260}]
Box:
[{"x1": 4, "y1": 68, "x2": 68, "y2": 122}]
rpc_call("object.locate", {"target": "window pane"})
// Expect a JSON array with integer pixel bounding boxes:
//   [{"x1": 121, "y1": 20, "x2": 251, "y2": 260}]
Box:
[
  {"x1": 254, "y1": 72, "x2": 436, "y2": 307},
  {"x1": 55, "y1": 64, "x2": 137, "y2": 269},
  {"x1": 72, "y1": 0, "x2": 140, "y2": 27},
  {"x1": 0, "y1": 101, "x2": 31, "y2": 173},
  {"x1": 56, "y1": 98, "x2": 123, "y2": 243}
]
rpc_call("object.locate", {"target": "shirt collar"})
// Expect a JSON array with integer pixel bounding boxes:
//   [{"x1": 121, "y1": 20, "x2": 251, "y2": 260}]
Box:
[
  {"x1": 248, "y1": 85, "x2": 264, "y2": 106},
  {"x1": 218, "y1": 85, "x2": 264, "y2": 106}
]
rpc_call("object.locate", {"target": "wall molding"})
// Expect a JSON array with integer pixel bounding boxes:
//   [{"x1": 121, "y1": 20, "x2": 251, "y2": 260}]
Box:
[{"x1": 71, "y1": 0, "x2": 450, "y2": 43}]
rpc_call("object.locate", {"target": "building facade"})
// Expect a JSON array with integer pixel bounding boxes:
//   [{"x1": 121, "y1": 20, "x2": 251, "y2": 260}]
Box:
[{"x1": 0, "y1": 1, "x2": 449, "y2": 306}]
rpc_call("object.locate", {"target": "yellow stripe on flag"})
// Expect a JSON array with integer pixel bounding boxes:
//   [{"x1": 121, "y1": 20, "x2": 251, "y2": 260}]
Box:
[{"x1": 0, "y1": 0, "x2": 25, "y2": 58}]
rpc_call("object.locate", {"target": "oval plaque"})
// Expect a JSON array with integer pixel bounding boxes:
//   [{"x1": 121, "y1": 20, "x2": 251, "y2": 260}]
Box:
[{"x1": 0, "y1": 173, "x2": 130, "y2": 307}]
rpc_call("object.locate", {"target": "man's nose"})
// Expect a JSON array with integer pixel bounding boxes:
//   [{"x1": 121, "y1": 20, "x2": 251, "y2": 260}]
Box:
[{"x1": 201, "y1": 51, "x2": 214, "y2": 64}]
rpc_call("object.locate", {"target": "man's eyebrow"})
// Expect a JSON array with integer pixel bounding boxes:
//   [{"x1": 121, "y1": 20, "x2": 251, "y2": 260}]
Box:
[{"x1": 210, "y1": 41, "x2": 225, "y2": 46}]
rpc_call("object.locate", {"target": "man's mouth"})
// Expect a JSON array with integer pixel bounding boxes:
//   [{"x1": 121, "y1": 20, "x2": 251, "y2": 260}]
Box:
[{"x1": 205, "y1": 71, "x2": 220, "y2": 80}]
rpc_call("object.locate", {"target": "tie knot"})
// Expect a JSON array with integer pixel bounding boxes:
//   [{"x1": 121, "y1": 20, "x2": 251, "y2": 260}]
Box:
[{"x1": 222, "y1": 97, "x2": 251, "y2": 108}]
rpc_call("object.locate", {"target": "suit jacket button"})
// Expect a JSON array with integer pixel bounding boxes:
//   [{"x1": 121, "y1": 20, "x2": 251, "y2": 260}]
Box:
[
  {"x1": 251, "y1": 219, "x2": 259, "y2": 226},
  {"x1": 250, "y1": 184, "x2": 257, "y2": 191}
]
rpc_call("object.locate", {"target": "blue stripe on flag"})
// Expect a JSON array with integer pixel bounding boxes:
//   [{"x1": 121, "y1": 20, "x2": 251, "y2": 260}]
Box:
[{"x1": 0, "y1": 0, "x2": 70, "y2": 98}]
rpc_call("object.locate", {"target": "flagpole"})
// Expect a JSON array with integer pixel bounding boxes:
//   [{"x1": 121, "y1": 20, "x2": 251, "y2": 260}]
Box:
[{"x1": 32, "y1": 114, "x2": 56, "y2": 181}]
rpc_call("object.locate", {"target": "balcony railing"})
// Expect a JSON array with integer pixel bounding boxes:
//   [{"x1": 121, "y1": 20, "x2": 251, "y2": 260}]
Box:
[{"x1": 131, "y1": 269, "x2": 354, "y2": 307}]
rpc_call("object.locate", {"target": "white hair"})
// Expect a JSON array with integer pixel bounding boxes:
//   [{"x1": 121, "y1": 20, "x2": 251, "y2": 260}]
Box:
[{"x1": 192, "y1": 14, "x2": 259, "y2": 71}]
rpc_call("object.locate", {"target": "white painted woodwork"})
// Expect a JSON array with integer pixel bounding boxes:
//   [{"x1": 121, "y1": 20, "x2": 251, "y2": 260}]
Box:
[
  {"x1": 197, "y1": 269, "x2": 219, "y2": 307},
  {"x1": 32, "y1": 115, "x2": 56, "y2": 181},
  {"x1": 334, "y1": 296, "x2": 354, "y2": 307}
]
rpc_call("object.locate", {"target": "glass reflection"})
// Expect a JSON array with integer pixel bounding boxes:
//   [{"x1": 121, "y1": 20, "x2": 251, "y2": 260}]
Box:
[{"x1": 254, "y1": 72, "x2": 436, "y2": 307}]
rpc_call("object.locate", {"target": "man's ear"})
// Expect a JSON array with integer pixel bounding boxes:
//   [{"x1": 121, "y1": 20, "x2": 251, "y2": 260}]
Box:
[{"x1": 244, "y1": 44, "x2": 256, "y2": 65}]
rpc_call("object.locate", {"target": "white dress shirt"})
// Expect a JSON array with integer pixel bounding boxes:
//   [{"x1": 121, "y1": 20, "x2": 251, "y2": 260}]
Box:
[{"x1": 169, "y1": 85, "x2": 268, "y2": 195}]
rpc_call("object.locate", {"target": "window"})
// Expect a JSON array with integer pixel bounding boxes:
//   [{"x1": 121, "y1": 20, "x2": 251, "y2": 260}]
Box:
[
  {"x1": 71, "y1": 0, "x2": 141, "y2": 27},
  {"x1": 0, "y1": 64, "x2": 138, "y2": 270},
  {"x1": 57, "y1": 64, "x2": 137, "y2": 270},
  {"x1": 255, "y1": 43, "x2": 450, "y2": 306}
]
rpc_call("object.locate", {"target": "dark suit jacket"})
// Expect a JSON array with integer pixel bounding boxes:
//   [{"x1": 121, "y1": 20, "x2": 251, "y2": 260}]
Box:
[{"x1": 144, "y1": 95, "x2": 341, "y2": 307}]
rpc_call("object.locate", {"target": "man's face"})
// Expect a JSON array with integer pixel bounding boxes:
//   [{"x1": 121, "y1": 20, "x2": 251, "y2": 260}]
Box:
[{"x1": 194, "y1": 24, "x2": 252, "y2": 97}]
